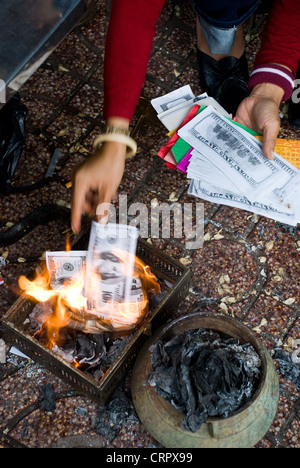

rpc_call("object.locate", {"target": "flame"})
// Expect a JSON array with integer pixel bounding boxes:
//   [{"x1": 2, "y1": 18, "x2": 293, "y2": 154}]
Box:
[
  {"x1": 65, "y1": 232, "x2": 71, "y2": 252},
  {"x1": 19, "y1": 274, "x2": 55, "y2": 303},
  {"x1": 18, "y1": 246, "x2": 160, "y2": 351},
  {"x1": 19, "y1": 268, "x2": 87, "y2": 349}
]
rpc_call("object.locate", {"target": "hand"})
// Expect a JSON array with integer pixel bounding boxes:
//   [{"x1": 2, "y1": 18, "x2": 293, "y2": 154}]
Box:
[
  {"x1": 71, "y1": 141, "x2": 126, "y2": 233},
  {"x1": 235, "y1": 82, "x2": 284, "y2": 160}
]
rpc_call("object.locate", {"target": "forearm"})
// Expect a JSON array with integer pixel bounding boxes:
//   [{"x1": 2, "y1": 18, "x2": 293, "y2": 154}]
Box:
[
  {"x1": 249, "y1": 63, "x2": 295, "y2": 103},
  {"x1": 106, "y1": 117, "x2": 130, "y2": 131},
  {"x1": 103, "y1": 0, "x2": 165, "y2": 122},
  {"x1": 249, "y1": 0, "x2": 300, "y2": 102},
  {"x1": 254, "y1": 0, "x2": 300, "y2": 74}
]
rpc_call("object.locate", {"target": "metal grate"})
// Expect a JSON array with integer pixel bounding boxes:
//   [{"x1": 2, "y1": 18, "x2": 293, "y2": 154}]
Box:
[{"x1": 1, "y1": 235, "x2": 191, "y2": 405}]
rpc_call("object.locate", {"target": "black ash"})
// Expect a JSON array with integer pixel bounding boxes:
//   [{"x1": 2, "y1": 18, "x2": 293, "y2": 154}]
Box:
[
  {"x1": 40, "y1": 383, "x2": 56, "y2": 412},
  {"x1": 148, "y1": 328, "x2": 261, "y2": 432},
  {"x1": 24, "y1": 291, "x2": 168, "y2": 381},
  {"x1": 95, "y1": 386, "x2": 139, "y2": 441},
  {"x1": 273, "y1": 348, "x2": 300, "y2": 388}
]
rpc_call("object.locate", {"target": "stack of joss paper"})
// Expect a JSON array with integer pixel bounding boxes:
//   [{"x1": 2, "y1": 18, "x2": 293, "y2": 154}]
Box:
[{"x1": 152, "y1": 85, "x2": 300, "y2": 226}]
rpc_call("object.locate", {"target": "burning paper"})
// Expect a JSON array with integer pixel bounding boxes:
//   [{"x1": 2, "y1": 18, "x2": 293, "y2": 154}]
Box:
[
  {"x1": 85, "y1": 222, "x2": 145, "y2": 328},
  {"x1": 19, "y1": 222, "x2": 160, "y2": 338},
  {"x1": 46, "y1": 250, "x2": 87, "y2": 290}
]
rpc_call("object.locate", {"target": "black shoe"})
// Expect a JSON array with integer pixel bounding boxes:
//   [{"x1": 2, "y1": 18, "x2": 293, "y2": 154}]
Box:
[
  {"x1": 288, "y1": 63, "x2": 300, "y2": 130},
  {"x1": 197, "y1": 49, "x2": 250, "y2": 116}
]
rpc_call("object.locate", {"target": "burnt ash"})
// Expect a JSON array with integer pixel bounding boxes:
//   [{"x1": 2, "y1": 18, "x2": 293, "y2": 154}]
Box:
[{"x1": 148, "y1": 328, "x2": 262, "y2": 432}]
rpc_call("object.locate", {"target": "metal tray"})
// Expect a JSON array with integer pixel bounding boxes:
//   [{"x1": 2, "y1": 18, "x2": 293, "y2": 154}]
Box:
[{"x1": 1, "y1": 236, "x2": 191, "y2": 405}]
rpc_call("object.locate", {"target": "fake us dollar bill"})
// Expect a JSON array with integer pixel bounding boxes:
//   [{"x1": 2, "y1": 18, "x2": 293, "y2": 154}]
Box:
[
  {"x1": 85, "y1": 222, "x2": 144, "y2": 328},
  {"x1": 151, "y1": 85, "x2": 230, "y2": 131},
  {"x1": 179, "y1": 106, "x2": 300, "y2": 226},
  {"x1": 189, "y1": 178, "x2": 300, "y2": 226},
  {"x1": 46, "y1": 250, "x2": 87, "y2": 290}
]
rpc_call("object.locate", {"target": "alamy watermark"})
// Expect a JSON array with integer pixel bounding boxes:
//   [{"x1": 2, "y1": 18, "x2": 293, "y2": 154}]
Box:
[
  {"x1": 0, "y1": 79, "x2": 5, "y2": 104},
  {"x1": 96, "y1": 194, "x2": 204, "y2": 249},
  {"x1": 292, "y1": 79, "x2": 300, "y2": 104}
]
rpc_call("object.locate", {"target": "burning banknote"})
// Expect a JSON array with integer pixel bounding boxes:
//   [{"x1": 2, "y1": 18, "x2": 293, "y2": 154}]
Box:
[
  {"x1": 46, "y1": 250, "x2": 87, "y2": 291},
  {"x1": 20, "y1": 222, "x2": 159, "y2": 334},
  {"x1": 85, "y1": 222, "x2": 145, "y2": 327}
]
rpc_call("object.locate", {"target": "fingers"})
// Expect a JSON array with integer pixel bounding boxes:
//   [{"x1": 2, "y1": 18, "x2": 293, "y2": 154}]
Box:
[
  {"x1": 96, "y1": 202, "x2": 111, "y2": 224},
  {"x1": 71, "y1": 171, "x2": 114, "y2": 232},
  {"x1": 262, "y1": 120, "x2": 280, "y2": 160},
  {"x1": 71, "y1": 177, "x2": 86, "y2": 234},
  {"x1": 70, "y1": 144, "x2": 126, "y2": 232},
  {"x1": 96, "y1": 185, "x2": 114, "y2": 224}
]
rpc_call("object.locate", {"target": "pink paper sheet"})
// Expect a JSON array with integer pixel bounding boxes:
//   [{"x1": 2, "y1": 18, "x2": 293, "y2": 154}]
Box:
[{"x1": 176, "y1": 148, "x2": 193, "y2": 173}]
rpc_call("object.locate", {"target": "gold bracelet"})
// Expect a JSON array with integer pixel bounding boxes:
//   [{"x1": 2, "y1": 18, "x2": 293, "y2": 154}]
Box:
[{"x1": 93, "y1": 127, "x2": 137, "y2": 159}]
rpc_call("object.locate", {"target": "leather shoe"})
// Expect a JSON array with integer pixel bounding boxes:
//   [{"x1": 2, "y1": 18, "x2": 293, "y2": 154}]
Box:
[
  {"x1": 197, "y1": 49, "x2": 250, "y2": 116},
  {"x1": 288, "y1": 63, "x2": 300, "y2": 130}
]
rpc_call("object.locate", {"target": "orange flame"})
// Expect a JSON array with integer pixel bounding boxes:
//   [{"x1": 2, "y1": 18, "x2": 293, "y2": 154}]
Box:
[{"x1": 18, "y1": 247, "x2": 160, "y2": 349}]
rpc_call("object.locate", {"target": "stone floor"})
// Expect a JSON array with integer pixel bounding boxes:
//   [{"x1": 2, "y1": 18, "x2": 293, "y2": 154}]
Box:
[{"x1": 0, "y1": 0, "x2": 299, "y2": 449}]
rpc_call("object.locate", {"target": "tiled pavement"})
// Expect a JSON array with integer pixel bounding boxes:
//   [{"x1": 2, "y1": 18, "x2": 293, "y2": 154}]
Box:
[{"x1": 0, "y1": 0, "x2": 299, "y2": 448}]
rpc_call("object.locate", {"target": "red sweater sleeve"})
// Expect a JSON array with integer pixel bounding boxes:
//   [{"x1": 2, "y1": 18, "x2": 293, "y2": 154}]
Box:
[
  {"x1": 103, "y1": 0, "x2": 165, "y2": 121},
  {"x1": 254, "y1": 0, "x2": 300, "y2": 74},
  {"x1": 249, "y1": 0, "x2": 300, "y2": 101}
]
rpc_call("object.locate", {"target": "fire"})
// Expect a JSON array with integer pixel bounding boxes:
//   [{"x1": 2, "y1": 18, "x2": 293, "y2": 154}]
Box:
[
  {"x1": 19, "y1": 268, "x2": 88, "y2": 348},
  {"x1": 19, "y1": 274, "x2": 55, "y2": 303},
  {"x1": 18, "y1": 247, "x2": 160, "y2": 350}
]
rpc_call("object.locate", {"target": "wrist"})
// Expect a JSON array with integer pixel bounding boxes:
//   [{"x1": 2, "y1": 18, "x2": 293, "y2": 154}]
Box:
[
  {"x1": 92, "y1": 141, "x2": 127, "y2": 166},
  {"x1": 248, "y1": 63, "x2": 295, "y2": 102},
  {"x1": 93, "y1": 118, "x2": 137, "y2": 159},
  {"x1": 106, "y1": 117, "x2": 130, "y2": 131},
  {"x1": 250, "y1": 82, "x2": 285, "y2": 107}
]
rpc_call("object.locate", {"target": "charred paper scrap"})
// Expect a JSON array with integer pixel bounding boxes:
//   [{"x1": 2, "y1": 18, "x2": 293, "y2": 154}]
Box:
[
  {"x1": 148, "y1": 328, "x2": 261, "y2": 432},
  {"x1": 95, "y1": 387, "x2": 139, "y2": 441},
  {"x1": 40, "y1": 383, "x2": 56, "y2": 412},
  {"x1": 273, "y1": 348, "x2": 300, "y2": 388}
]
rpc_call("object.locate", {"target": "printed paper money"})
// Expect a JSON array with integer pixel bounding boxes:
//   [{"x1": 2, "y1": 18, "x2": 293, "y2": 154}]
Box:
[
  {"x1": 155, "y1": 85, "x2": 300, "y2": 226},
  {"x1": 46, "y1": 251, "x2": 87, "y2": 290},
  {"x1": 179, "y1": 106, "x2": 290, "y2": 200},
  {"x1": 188, "y1": 179, "x2": 300, "y2": 226},
  {"x1": 151, "y1": 85, "x2": 230, "y2": 131},
  {"x1": 85, "y1": 222, "x2": 143, "y2": 327}
]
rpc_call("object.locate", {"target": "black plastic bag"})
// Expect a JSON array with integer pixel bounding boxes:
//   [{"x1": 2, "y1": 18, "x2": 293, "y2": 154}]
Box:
[{"x1": 0, "y1": 93, "x2": 28, "y2": 195}]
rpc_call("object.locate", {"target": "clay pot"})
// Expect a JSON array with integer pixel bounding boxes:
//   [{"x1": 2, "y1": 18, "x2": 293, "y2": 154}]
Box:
[{"x1": 132, "y1": 312, "x2": 279, "y2": 448}]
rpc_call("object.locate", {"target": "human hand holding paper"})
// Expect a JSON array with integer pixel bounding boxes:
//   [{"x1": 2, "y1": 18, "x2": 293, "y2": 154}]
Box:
[{"x1": 235, "y1": 82, "x2": 284, "y2": 160}]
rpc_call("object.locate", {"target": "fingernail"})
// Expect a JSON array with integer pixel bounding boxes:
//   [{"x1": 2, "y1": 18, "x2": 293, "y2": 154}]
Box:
[
  {"x1": 97, "y1": 213, "x2": 108, "y2": 225},
  {"x1": 269, "y1": 151, "x2": 275, "y2": 160}
]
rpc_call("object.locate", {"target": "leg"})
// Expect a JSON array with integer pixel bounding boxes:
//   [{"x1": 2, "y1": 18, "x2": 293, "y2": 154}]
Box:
[
  {"x1": 196, "y1": 17, "x2": 249, "y2": 115},
  {"x1": 196, "y1": 17, "x2": 245, "y2": 60}
]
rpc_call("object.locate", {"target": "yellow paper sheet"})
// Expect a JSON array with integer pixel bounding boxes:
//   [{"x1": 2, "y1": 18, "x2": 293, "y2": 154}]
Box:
[{"x1": 256, "y1": 136, "x2": 300, "y2": 170}]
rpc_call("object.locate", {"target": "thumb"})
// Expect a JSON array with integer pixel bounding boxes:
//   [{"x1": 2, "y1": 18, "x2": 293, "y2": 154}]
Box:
[{"x1": 262, "y1": 122, "x2": 280, "y2": 160}]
